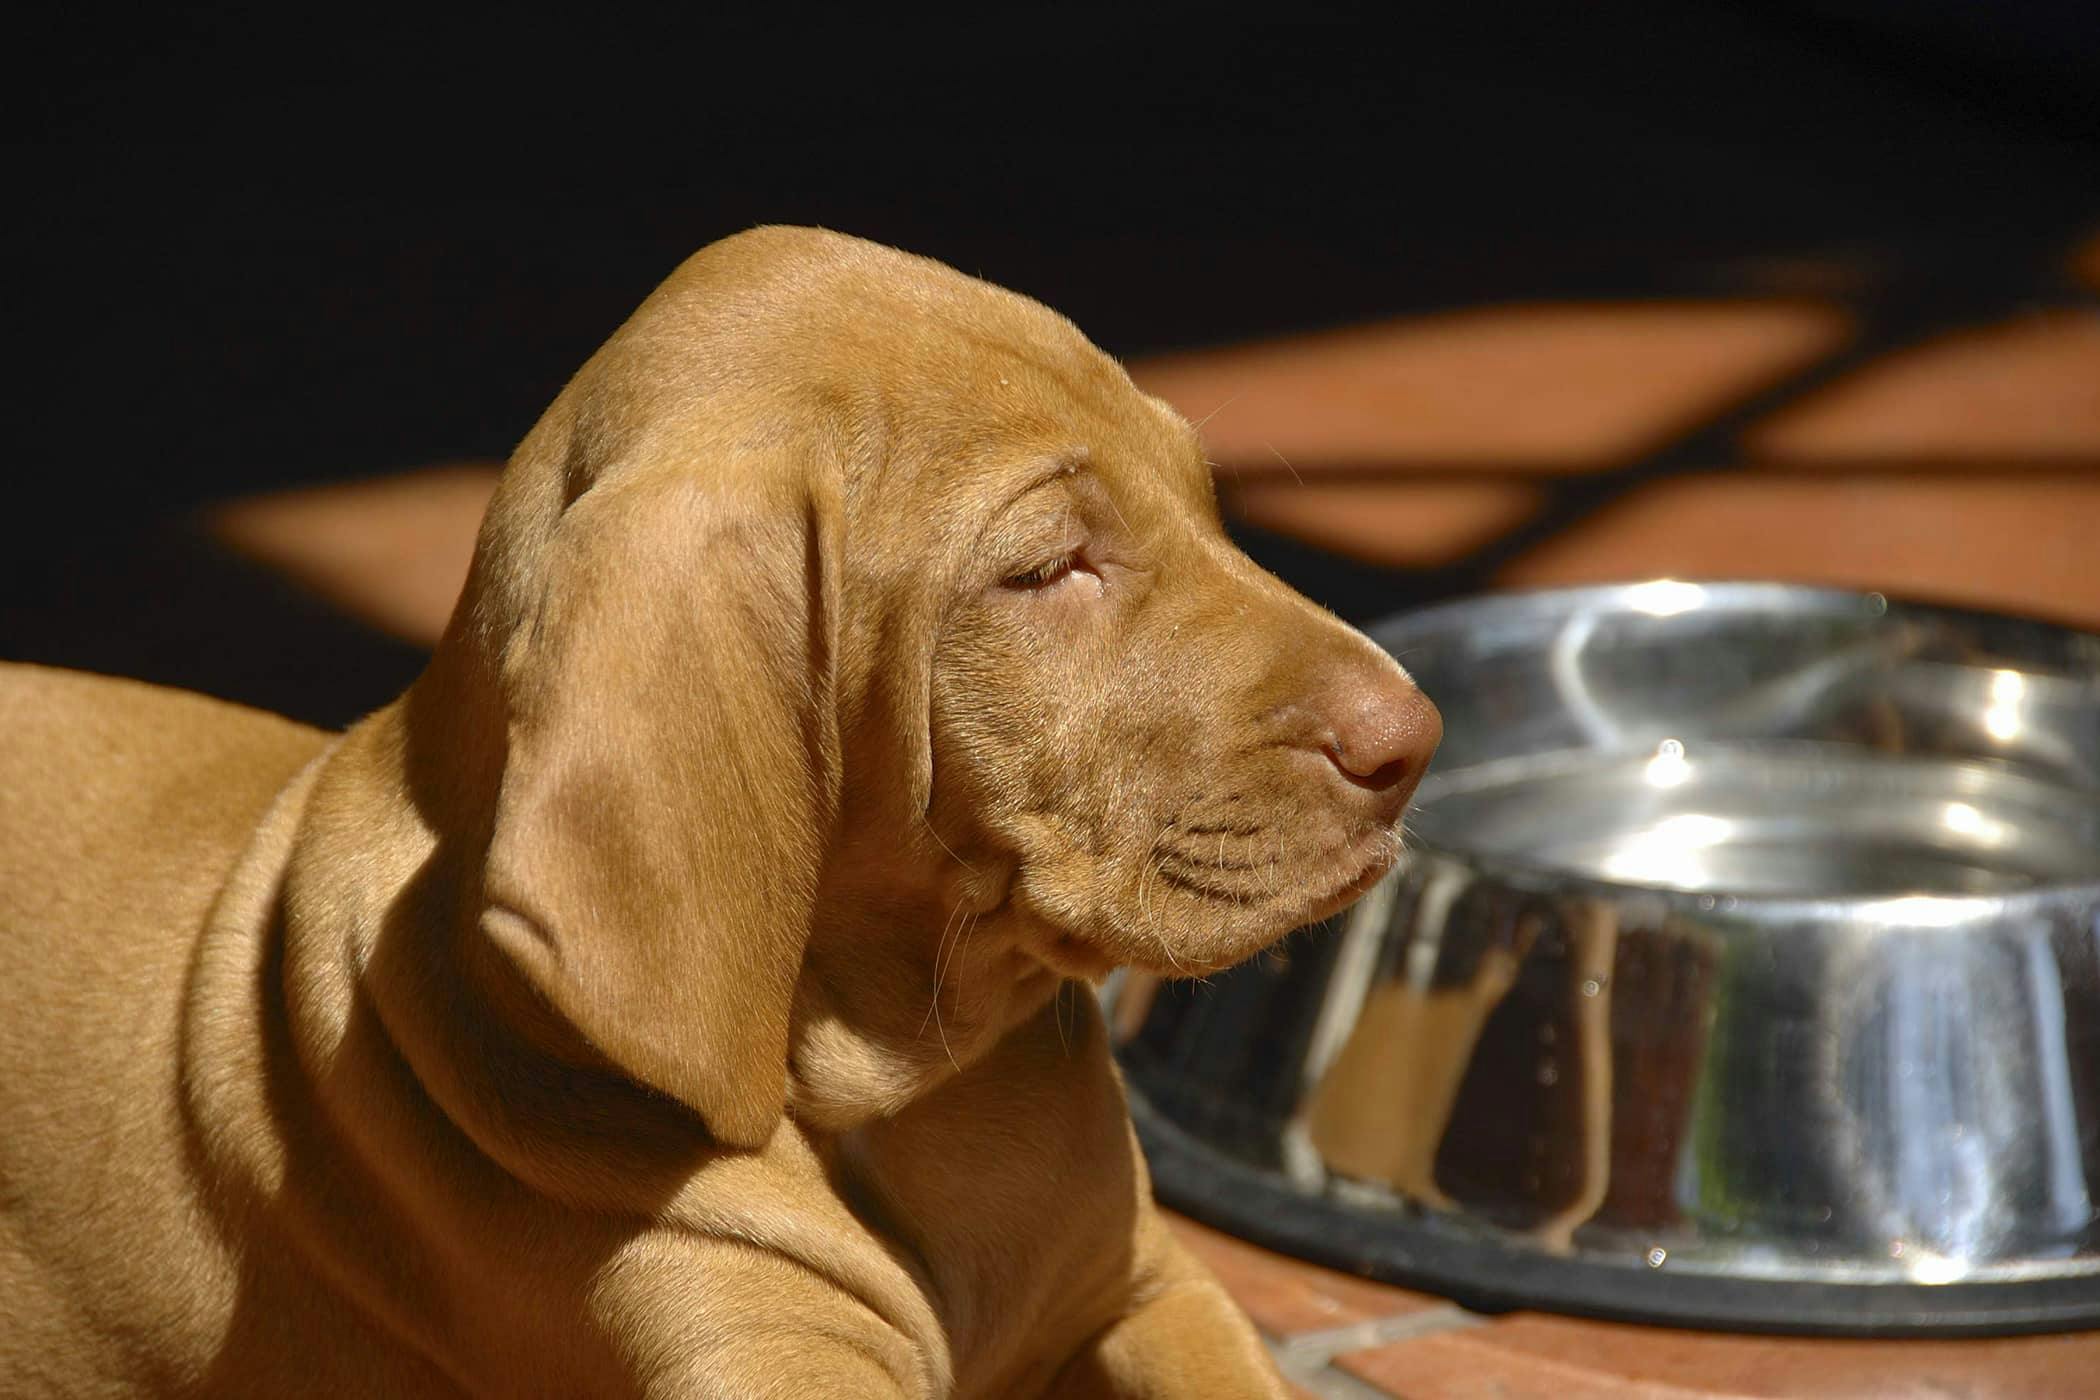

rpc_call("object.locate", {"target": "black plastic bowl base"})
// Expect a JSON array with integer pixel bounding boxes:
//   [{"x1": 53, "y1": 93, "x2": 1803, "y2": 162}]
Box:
[{"x1": 1129, "y1": 1088, "x2": 2100, "y2": 1339}]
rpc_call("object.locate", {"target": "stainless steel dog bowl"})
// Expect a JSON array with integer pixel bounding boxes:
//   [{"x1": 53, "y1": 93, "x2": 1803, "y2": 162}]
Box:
[{"x1": 1107, "y1": 582, "x2": 2100, "y2": 1334}]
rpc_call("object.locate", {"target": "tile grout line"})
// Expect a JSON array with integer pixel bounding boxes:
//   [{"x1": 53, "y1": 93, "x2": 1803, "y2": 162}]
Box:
[
  {"x1": 1276, "y1": 1304, "x2": 1487, "y2": 1367},
  {"x1": 1269, "y1": 1351, "x2": 1403, "y2": 1400},
  {"x1": 1267, "y1": 1304, "x2": 1488, "y2": 1398}
]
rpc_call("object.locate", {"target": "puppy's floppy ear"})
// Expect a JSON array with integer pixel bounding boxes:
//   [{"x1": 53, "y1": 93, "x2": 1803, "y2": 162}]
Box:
[{"x1": 477, "y1": 449, "x2": 842, "y2": 1150}]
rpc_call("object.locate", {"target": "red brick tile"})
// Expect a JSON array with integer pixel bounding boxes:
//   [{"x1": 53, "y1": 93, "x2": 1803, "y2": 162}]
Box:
[
  {"x1": 1131, "y1": 301, "x2": 1848, "y2": 472},
  {"x1": 1227, "y1": 477, "x2": 1544, "y2": 569},
  {"x1": 1339, "y1": 1328, "x2": 1691, "y2": 1399},
  {"x1": 210, "y1": 463, "x2": 499, "y2": 647},
  {"x1": 1163, "y1": 1211, "x2": 1447, "y2": 1340},
  {"x1": 1218, "y1": 470, "x2": 2100, "y2": 630},
  {"x1": 1749, "y1": 310, "x2": 2100, "y2": 459},
  {"x1": 1337, "y1": 1310, "x2": 2100, "y2": 1400}
]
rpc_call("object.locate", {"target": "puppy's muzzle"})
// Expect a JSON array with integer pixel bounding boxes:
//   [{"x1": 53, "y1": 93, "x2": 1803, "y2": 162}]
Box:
[{"x1": 1304, "y1": 658, "x2": 1443, "y2": 826}]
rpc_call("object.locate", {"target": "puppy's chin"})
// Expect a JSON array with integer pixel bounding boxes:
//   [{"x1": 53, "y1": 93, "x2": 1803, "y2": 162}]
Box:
[
  {"x1": 1005, "y1": 875, "x2": 1256, "y2": 985},
  {"x1": 1017, "y1": 833, "x2": 1404, "y2": 983},
  {"x1": 1298, "y1": 839, "x2": 1406, "y2": 925}
]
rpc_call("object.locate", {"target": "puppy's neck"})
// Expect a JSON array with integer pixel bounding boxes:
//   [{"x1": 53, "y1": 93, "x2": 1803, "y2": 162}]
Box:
[
  {"x1": 787, "y1": 868, "x2": 1064, "y2": 1134},
  {"x1": 279, "y1": 690, "x2": 725, "y2": 1212}
]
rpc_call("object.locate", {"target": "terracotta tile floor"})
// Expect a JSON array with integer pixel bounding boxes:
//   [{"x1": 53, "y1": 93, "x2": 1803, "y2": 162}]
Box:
[
  {"x1": 1331, "y1": 1316, "x2": 2099, "y2": 1400},
  {"x1": 1133, "y1": 299, "x2": 2100, "y2": 627},
  {"x1": 1166, "y1": 1207, "x2": 2098, "y2": 1398},
  {"x1": 201, "y1": 257, "x2": 2100, "y2": 1396}
]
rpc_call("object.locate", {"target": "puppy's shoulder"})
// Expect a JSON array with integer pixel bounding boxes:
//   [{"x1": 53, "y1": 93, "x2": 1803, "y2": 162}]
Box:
[
  {"x1": 0, "y1": 663, "x2": 328, "y2": 922},
  {"x1": 0, "y1": 660, "x2": 326, "y2": 791}
]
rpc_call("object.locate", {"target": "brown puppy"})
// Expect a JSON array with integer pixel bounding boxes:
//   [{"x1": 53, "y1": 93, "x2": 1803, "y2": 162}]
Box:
[{"x1": 0, "y1": 228, "x2": 1438, "y2": 1397}]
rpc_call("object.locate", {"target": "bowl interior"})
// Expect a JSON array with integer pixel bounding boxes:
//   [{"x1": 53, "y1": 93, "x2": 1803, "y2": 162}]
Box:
[{"x1": 1380, "y1": 582, "x2": 2100, "y2": 901}]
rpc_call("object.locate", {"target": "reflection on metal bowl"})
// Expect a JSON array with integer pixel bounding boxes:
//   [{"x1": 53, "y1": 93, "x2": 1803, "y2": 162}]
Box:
[{"x1": 1107, "y1": 582, "x2": 2100, "y2": 1334}]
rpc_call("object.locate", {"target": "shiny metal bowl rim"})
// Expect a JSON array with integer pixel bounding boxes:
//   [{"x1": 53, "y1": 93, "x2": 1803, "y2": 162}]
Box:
[{"x1": 1381, "y1": 578, "x2": 2100, "y2": 917}]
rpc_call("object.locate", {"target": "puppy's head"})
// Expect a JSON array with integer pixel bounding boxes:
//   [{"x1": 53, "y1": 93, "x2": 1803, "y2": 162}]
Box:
[
  {"x1": 442, "y1": 228, "x2": 1437, "y2": 1145},
  {"x1": 897, "y1": 352, "x2": 1439, "y2": 984}
]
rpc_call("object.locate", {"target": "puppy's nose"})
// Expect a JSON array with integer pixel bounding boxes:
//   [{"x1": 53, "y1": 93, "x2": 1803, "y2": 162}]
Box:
[{"x1": 1317, "y1": 664, "x2": 1442, "y2": 819}]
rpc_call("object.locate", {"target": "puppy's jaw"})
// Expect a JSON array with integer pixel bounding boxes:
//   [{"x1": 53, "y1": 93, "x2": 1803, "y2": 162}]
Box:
[
  {"x1": 1299, "y1": 829, "x2": 1409, "y2": 924},
  {"x1": 979, "y1": 777, "x2": 1410, "y2": 982}
]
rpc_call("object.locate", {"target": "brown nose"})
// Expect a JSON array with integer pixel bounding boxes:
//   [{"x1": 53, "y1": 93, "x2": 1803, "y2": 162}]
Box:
[{"x1": 1317, "y1": 663, "x2": 1442, "y2": 819}]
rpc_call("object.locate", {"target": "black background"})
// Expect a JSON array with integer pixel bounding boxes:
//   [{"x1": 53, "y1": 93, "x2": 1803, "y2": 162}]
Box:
[{"x1": 6, "y1": 4, "x2": 2097, "y2": 722}]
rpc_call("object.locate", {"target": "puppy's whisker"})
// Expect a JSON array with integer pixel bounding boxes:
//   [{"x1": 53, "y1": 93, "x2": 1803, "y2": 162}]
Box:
[
  {"x1": 938, "y1": 901, "x2": 970, "y2": 989},
  {"x1": 924, "y1": 942, "x2": 958, "y2": 1071},
  {"x1": 1191, "y1": 394, "x2": 1240, "y2": 432},
  {"x1": 1265, "y1": 442, "x2": 1305, "y2": 487},
  {"x1": 1134, "y1": 842, "x2": 1153, "y2": 925},
  {"x1": 932, "y1": 1000, "x2": 959, "y2": 1073},
  {"x1": 918, "y1": 815, "x2": 973, "y2": 871},
  {"x1": 939, "y1": 905, "x2": 981, "y2": 1022},
  {"x1": 1099, "y1": 488, "x2": 1136, "y2": 542},
  {"x1": 947, "y1": 911, "x2": 980, "y2": 1034},
  {"x1": 918, "y1": 898, "x2": 969, "y2": 1039},
  {"x1": 1139, "y1": 850, "x2": 1190, "y2": 975}
]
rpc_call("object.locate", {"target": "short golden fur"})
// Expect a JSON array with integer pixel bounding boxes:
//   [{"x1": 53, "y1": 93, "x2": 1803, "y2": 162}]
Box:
[{"x1": 0, "y1": 228, "x2": 1438, "y2": 1397}]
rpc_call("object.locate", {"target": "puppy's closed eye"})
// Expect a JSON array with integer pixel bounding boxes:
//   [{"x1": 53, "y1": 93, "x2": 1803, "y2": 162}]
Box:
[{"x1": 1001, "y1": 552, "x2": 1085, "y2": 591}]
